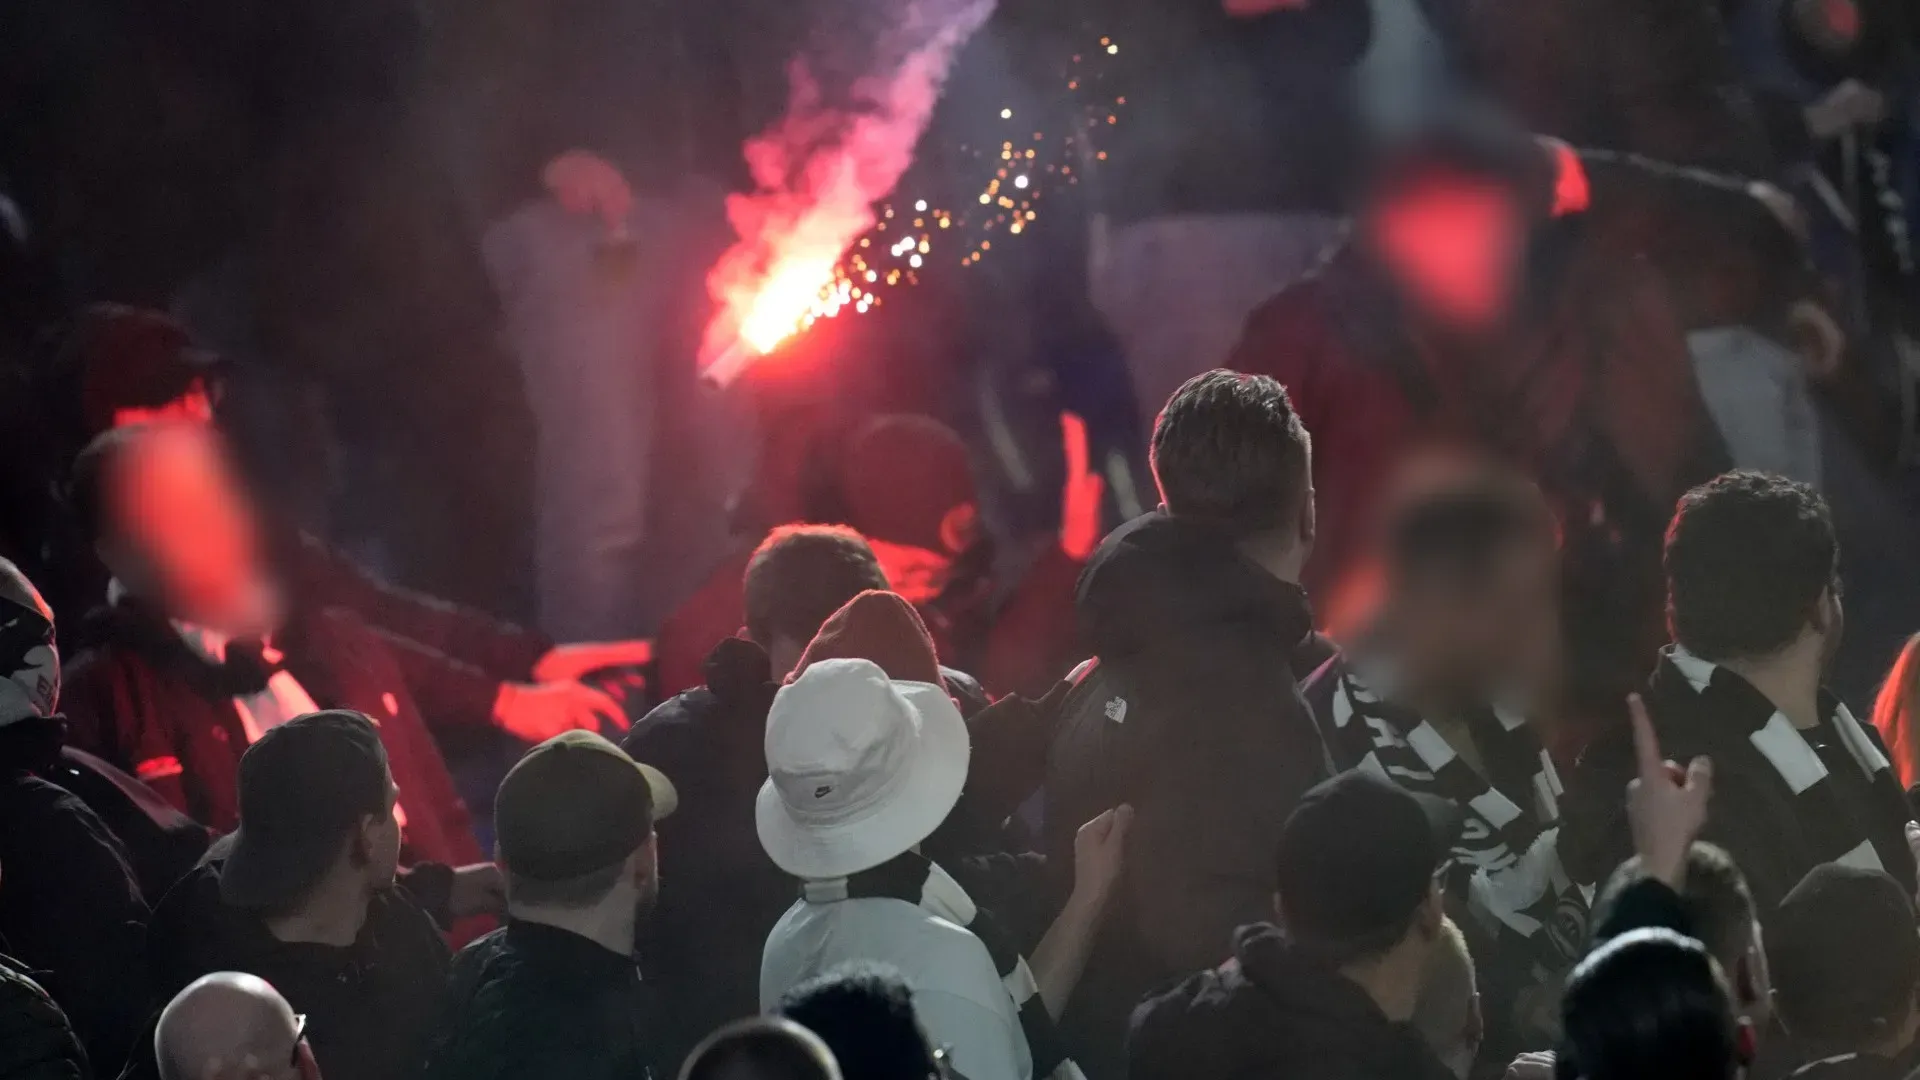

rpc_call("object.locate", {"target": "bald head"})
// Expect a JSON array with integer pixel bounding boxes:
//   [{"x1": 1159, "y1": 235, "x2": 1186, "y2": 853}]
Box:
[{"x1": 157, "y1": 973, "x2": 308, "y2": 1080}]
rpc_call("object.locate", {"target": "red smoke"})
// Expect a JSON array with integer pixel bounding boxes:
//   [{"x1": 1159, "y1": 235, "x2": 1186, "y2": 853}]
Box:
[{"x1": 699, "y1": 0, "x2": 995, "y2": 382}]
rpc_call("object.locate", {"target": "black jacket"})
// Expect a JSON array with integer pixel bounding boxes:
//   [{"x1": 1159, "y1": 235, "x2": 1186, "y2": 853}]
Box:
[
  {"x1": 133, "y1": 862, "x2": 449, "y2": 1080},
  {"x1": 1129, "y1": 923, "x2": 1458, "y2": 1080},
  {"x1": 1564, "y1": 658, "x2": 1919, "y2": 916},
  {"x1": 0, "y1": 771, "x2": 149, "y2": 1076},
  {"x1": 1054, "y1": 512, "x2": 1331, "y2": 972},
  {"x1": 0, "y1": 953, "x2": 91, "y2": 1080},
  {"x1": 621, "y1": 637, "x2": 1015, "y2": 1074},
  {"x1": 1045, "y1": 512, "x2": 1332, "y2": 1077},
  {"x1": 423, "y1": 921, "x2": 659, "y2": 1080}
]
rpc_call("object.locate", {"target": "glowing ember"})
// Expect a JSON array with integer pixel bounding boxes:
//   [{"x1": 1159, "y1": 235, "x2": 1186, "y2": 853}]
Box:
[{"x1": 698, "y1": 0, "x2": 994, "y2": 381}]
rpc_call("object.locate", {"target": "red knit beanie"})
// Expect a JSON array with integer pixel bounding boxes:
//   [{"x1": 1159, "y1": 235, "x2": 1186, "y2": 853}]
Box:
[{"x1": 790, "y1": 590, "x2": 943, "y2": 686}]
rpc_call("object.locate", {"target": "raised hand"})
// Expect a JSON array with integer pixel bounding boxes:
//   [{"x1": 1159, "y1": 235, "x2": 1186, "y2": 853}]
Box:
[{"x1": 1626, "y1": 693, "x2": 1713, "y2": 888}]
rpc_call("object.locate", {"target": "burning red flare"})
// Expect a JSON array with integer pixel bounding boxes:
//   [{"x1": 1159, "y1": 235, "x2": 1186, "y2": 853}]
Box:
[{"x1": 699, "y1": 0, "x2": 993, "y2": 385}]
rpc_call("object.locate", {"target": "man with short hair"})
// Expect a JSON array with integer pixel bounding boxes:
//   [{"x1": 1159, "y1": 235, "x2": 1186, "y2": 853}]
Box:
[
  {"x1": 778, "y1": 963, "x2": 945, "y2": 1080},
  {"x1": 1412, "y1": 919, "x2": 1483, "y2": 1080},
  {"x1": 624, "y1": 525, "x2": 991, "y2": 1071},
  {"x1": 140, "y1": 712, "x2": 452, "y2": 1080},
  {"x1": 1592, "y1": 844, "x2": 1769, "y2": 1028},
  {"x1": 155, "y1": 972, "x2": 320, "y2": 1080},
  {"x1": 1127, "y1": 770, "x2": 1461, "y2": 1080},
  {"x1": 743, "y1": 526, "x2": 894, "y2": 680},
  {"x1": 423, "y1": 730, "x2": 677, "y2": 1080},
  {"x1": 680, "y1": 1018, "x2": 843, "y2": 1080},
  {"x1": 1566, "y1": 472, "x2": 1917, "y2": 916},
  {"x1": 1768, "y1": 864, "x2": 1920, "y2": 1080},
  {"x1": 1046, "y1": 369, "x2": 1331, "y2": 1074}
]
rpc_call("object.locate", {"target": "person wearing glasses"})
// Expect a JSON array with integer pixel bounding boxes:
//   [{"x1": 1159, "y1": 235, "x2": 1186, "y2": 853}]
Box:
[{"x1": 155, "y1": 972, "x2": 320, "y2": 1080}]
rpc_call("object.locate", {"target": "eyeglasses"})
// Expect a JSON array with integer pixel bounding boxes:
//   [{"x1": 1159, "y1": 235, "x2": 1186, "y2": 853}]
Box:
[{"x1": 290, "y1": 1014, "x2": 309, "y2": 1069}]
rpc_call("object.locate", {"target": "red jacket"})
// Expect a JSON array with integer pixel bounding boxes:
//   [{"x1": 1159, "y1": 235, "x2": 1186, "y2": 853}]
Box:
[{"x1": 62, "y1": 599, "x2": 483, "y2": 869}]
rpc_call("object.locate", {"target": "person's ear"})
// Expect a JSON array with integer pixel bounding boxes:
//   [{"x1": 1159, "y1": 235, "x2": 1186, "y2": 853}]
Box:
[
  {"x1": 1300, "y1": 484, "x2": 1318, "y2": 550},
  {"x1": 348, "y1": 815, "x2": 382, "y2": 868},
  {"x1": 631, "y1": 833, "x2": 659, "y2": 887},
  {"x1": 1466, "y1": 990, "x2": 1484, "y2": 1048}
]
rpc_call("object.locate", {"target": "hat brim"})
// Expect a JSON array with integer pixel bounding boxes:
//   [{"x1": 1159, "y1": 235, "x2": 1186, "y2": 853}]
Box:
[
  {"x1": 755, "y1": 681, "x2": 969, "y2": 879},
  {"x1": 636, "y1": 761, "x2": 679, "y2": 821},
  {"x1": 219, "y1": 826, "x2": 340, "y2": 910}
]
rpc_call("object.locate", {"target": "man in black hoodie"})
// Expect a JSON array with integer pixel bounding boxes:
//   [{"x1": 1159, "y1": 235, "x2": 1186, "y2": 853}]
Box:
[
  {"x1": 136, "y1": 712, "x2": 449, "y2": 1080},
  {"x1": 1128, "y1": 770, "x2": 1460, "y2": 1080},
  {"x1": 1046, "y1": 370, "x2": 1332, "y2": 1075}
]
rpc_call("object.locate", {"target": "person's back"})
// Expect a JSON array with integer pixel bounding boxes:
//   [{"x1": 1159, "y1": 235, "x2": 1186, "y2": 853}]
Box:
[
  {"x1": 1049, "y1": 372, "x2": 1329, "y2": 1073},
  {"x1": 0, "y1": 951, "x2": 91, "y2": 1080},
  {"x1": 425, "y1": 729, "x2": 675, "y2": 1080},
  {"x1": 1564, "y1": 473, "x2": 1917, "y2": 913},
  {"x1": 1128, "y1": 771, "x2": 1461, "y2": 1080}
]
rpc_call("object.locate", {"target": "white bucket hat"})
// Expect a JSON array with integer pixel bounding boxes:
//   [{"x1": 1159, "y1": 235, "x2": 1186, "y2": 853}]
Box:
[{"x1": 756, "y1": 657, "x2": 970, "y2": 879}]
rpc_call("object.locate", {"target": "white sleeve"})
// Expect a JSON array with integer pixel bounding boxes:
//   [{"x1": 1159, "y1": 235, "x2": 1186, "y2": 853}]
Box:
[{"x1": 911, "y1": 987, "x2": 1032, "y2": 1080}]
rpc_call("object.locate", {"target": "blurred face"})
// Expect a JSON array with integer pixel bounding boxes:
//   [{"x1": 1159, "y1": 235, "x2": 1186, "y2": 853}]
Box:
[
  {"x1": 1367, "y1": 174, "x2": 1527, "y2": 330},
  {"x1": 104, "y1": 426, "x2": 272, "y2": 629},
  {"x1": 1398, "y1": 539, "x2": 1560, "y2": 706}
]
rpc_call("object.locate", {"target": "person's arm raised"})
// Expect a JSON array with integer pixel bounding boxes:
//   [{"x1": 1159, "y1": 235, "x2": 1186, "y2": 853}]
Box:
[{"x1": 1625, "y1": 693, "x2": 1713, "y2": 889}]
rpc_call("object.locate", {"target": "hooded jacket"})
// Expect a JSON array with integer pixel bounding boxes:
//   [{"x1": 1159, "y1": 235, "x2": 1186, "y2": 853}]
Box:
[
  {"x1": 1128, "y1": 923, "x2": 1458, "y2": 1080},
  {"x1": 131, "y1": 862, "x2": 449, "y2": 1080},
  {"x1": 0, "y1": 953, "x2": 91, "y2": 1080},
  {"x1": 1045, "y1": 512, "x2": 1332, "y2": 1077}
]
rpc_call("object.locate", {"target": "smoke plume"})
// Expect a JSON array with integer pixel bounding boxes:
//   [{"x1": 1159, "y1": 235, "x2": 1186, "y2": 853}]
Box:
[{"x1": 699, "y1": 0, "x2": 996, "y2": 375}]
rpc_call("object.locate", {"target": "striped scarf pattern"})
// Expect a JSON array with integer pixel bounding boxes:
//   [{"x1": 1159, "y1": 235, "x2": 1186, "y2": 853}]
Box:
[
  {"x1": 1663, "y1": 646, "x2": 1901, "y2": 875},
  {"x1": 805, "y1": 853, "x2": 1085, "y2": 1080},
  {"x1": 1311, "y1": 656, "x2": 1590, "y2": 966}
]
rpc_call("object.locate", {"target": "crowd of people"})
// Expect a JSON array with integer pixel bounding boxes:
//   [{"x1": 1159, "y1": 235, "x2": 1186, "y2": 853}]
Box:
[
  {"x1": 5, "y1": 363, "x2": 1920, "y2": 1080},
  {"x1": 11, "y1": 0, "x2": 1920, "y2": 1079}
]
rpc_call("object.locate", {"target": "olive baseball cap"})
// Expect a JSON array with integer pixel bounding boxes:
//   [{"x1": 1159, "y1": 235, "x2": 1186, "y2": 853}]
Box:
[{"x1": 495, "y1": 731, "x2": 677, "y2": 881}]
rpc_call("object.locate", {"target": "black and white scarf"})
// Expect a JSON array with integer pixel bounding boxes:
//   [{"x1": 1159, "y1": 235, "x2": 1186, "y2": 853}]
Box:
[
  {"x1": 1658, "y1": 646, "x2": 1913, "y2": 882},
  {"x1": 804, "y1": 852, "x2": 1085, "y2": 1080},
  {"x1": 1311, "y1": 655, "x2": 1589, "y2": 966}
]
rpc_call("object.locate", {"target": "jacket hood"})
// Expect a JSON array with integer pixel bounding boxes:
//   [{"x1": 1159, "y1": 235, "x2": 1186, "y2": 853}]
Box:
[
  {"x1": 1129, "y1": 923, "x2": 1452, "y2": 1080},
  {"x1": 1077, "y1": 512, "x2": 1313, "y2": 666}
]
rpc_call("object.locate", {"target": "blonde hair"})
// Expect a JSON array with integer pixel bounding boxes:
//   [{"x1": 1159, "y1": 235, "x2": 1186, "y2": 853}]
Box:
[{"x1": 1872, "y1": 633, "x2": 1920, "y2": 788}]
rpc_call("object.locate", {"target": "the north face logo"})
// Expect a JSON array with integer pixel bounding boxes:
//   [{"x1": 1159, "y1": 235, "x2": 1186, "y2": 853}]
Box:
[
  {"x1": 1104, "y1": 697, "x2": 1128, "y2": 724},
  {"x1": 813, "y1": 785, "x2": 834, "y2": 799}
]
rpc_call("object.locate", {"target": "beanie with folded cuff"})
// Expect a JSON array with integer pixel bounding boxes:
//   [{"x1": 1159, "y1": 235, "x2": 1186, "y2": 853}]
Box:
[{"x1": 791, "y1": 590, "x2": 944, "y2": 687}]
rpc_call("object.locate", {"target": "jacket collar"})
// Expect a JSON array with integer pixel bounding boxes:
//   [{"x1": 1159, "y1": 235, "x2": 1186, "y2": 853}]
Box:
[{"x1": 502, "y1": 919, "x2": 637, "y2": 979}]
